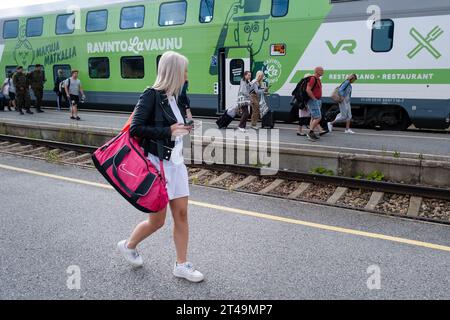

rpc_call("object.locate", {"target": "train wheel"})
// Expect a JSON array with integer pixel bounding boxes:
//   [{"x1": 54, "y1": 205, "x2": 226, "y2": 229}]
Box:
[{"x1": 377, "y1": 108, "x2": 412, "y2": 131}]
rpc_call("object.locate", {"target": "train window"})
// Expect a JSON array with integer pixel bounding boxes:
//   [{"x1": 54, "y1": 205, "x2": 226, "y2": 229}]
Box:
[
  {"x1": 88, "y1": 57, "x2": 110, "y2": 79},
  {"x1": 53, "y1": 65, "x2": 72, "y2": 82},
  {"x1": 199, "y1": 0, "x2": 214, "y2": 23},
  {"x1": 159, "y1": 1, "x2": 187, "y2": 26},
  {"x1": 86, "y1": 10, "x2": 108, "y2": 32},
  {"x1": 121, "y1": 56, "x2": 144, "y2": 79},
  {"x1": 120, "y1": 6, "x2": 145, "y2": 29},
  {"x1": 229, "y1": 59, "x2": 244, "y2": 85},
  {"x1": 271, "y1": 0, "x2": 289, "y2": 17},
  {"x1": 56, "y1": 14, "x2": 75, "y2": 35},
  {"x1": 372, "y1": 19, "x2": 394, "y2": 52},
  {"x1": 3, "y1": 20, "x2": 19, "y2": 39},
  {"x1": 26, "y1": 17, "x2": 44, "y2": 37},
  {"x1": 5, "y1": 66, "x2": 17, "y2": 77}
]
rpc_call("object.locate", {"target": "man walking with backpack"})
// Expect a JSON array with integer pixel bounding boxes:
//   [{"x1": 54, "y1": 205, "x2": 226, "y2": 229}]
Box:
[
  {"x1": 305, "y1": 67, "x2": 324, "y2": 141},
  {"x1": 64, "y1": 70, "x2": 85, "y2": 121}
]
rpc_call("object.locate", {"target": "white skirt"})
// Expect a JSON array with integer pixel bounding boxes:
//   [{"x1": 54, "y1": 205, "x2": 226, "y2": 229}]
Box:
[{"x1": 148, "y1": 153, "x2": 190, "y2": 201}]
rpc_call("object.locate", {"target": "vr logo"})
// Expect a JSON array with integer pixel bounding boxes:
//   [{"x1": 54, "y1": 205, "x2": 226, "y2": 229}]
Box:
[{"x1": 326, "y1": 40, "x2": 357, "y2": 54}]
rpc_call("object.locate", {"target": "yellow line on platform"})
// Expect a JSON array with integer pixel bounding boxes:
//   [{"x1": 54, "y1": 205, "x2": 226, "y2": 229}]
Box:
[
  {"x1": 1, "y1": 162, "x2": 449, "y2": 253},
  {"x1": 189, "y1": 200, "x2": 450, "y2": 252},
  {"x1": 0, "y1": 163, "x2": 114, "y2": 190}
]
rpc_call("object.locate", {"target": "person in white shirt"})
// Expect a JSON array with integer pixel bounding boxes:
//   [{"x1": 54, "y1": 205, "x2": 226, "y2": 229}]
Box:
[
  {"x1": 117, "y1": 51, "x2": 204, "y2": 283},
  {"x1": 1, "y1": 73, "x2": 15, "y2": 111}
]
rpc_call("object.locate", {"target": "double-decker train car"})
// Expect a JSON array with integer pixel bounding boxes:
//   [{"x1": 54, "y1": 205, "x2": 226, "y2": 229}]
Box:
[{"x1": 0, "y1": 0, "x2": 449, "y2": 130}]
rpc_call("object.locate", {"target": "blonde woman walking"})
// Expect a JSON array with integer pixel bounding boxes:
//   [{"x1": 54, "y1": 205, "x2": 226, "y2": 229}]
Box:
[
  {"x1": 117, "y1": 51, "x2": 204, "y2": 283},
  {"x1": 249, "y1": 71, "x2": 267, "y2": 129}
]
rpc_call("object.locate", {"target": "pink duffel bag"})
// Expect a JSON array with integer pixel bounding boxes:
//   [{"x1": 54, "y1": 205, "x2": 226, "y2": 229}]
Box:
[{"x1": 92, "y1": 115, "x2": 169, "y2": 213}]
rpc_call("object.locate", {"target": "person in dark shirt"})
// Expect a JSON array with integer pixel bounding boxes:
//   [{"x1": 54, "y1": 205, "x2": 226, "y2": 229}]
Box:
[
  {"x1": 13, "y1": 66, "x2": 32, "y2": 115},
  {"x1": 28, "y1": 64, "x2": 46, "y2": 113},
  {"x1": 179, "y1": 80, "x2": 193, "y2": 120},
  {"x1": 53, "y1": 69, "x2": 66, "y2": 110}
]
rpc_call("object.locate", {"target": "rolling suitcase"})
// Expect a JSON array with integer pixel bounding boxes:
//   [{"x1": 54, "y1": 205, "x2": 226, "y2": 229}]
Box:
[
  {"x1": 261, "y1": 110, "x2": 275, "y2": 129},
  {"x1": 0, "y1": 93, "x2": 5, "y2": 111},
  {"x1": 216, "y1": 111, "x2": 234, "y2": 129}
]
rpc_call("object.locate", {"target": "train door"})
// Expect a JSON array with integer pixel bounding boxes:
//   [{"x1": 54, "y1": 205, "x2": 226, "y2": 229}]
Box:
[{"x1": 218, "y1": 47, "x2": 251, "y2": 113}]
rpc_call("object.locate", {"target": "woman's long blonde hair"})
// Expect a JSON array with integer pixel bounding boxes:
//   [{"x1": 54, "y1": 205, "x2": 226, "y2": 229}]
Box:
[
  {"x1": 153, "y1": 51, "x2": 188, "y2": 97},
  {"x1": 254, "y1": 70, "x2": 264, "y2": 84}
]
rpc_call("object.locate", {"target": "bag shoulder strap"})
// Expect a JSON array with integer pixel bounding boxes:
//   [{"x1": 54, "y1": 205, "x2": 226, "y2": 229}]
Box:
[
  {"x1": 121, "y1": 112, "x2": 134, "y2": 132},
  {"x1": 310, "y1": 76, "x2": 318, "y2": 91},
  {"x1": 300, "y1": 76, "x2": 317, "y2": 90}
]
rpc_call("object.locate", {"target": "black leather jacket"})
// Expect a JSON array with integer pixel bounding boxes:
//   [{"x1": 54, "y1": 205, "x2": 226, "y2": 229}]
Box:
[{"x1": 130, "y1": 88, "x2": 187, "y2": 161}]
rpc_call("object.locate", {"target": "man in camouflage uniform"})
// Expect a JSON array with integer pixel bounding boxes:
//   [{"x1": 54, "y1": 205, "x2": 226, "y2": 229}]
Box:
[
  {"x1": 28, "y1": 64, "x2": 46, "y2": 113},
  {"x1": 12, "y1": 66, "x2": 33, "y2": 115}
]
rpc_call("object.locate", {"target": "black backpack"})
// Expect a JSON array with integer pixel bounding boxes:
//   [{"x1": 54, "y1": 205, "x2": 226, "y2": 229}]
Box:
[
  {"x1": 293, "y1": 76, "x2": 317, "y2": 104},
  {"x1": 289, "y1": 76, "x2": 317, "y2": 121}
]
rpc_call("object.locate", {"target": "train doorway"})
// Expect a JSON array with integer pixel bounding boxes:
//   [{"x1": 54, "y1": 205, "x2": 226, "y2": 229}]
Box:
[{"x1": 218, "y1": 47, "x2": 251, "y2": 113}]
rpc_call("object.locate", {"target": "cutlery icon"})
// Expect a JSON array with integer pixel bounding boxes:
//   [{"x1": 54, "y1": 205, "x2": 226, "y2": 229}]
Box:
[{"x1": 407, "y1": 26, "x2": 444, "y2": 59}]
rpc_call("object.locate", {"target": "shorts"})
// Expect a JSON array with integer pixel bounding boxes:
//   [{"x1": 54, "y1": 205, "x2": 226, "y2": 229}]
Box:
[
  {"x1": 148, "y1": 154, "x2": 190, "y2": 201},
  {"x1": 69, "y1": 94, "x2": 80, "y2": 106},
  {"x1": 299, "y1": 107, "x2": 310, "y2": 119},
  {"x1": 8, "y1": 92, "x2": 15, "y2": 100},
  {"x1": 338, "y1": 101, "x2": 352, "y2": 121},
  {"x1": 307, "y1": 99, "x2": 322, "y2": 119}
]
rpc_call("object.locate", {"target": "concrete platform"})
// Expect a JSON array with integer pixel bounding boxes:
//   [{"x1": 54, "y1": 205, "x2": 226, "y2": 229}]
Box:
[
  {"x1": 1, "y1": 154, "x2": 450, "y2": 299},
  {"x1": 1, "y1": 108, "x2": 450, "y2": 187}
]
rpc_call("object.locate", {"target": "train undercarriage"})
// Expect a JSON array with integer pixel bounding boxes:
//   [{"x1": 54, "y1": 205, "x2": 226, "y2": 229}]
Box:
[{"x1": 322, "y1": 104, "x2": 413, "y2": 131}]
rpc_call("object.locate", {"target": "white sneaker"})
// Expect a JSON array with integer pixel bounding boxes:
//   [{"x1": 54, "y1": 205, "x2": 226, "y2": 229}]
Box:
[
  {"x1": 250, "y1": 126, "x2": 258, "y2": 130},
  {"x1": 345, "y1": 129, "x2": 355, "y2": 134},
  {"x1": 173, "y1": 262, "x2": 204, "y2": 283},
  {"x1": 238, "y1": 127, "x2": 247, "y2": 133},
  {"x1": 117, "y1": 240, "x2": 143, "y2": 268},
  {"x1": 327, "y1": 122, "x2": 333, "y2": 132}
]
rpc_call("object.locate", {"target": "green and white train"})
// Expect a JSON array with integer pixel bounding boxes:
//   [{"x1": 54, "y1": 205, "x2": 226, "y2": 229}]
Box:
[{"x1": 1, "y1": 0, "x2": 449, "y2": 130}]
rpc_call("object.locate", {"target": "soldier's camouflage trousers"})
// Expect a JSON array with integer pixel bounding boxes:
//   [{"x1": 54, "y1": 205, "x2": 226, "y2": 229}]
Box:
[
  {"x1": 16, "y1": 90, "x2": 31, "y2": 112},
  {"x1": 32, "y1": 87, "x2": 44, "y2": 110}
]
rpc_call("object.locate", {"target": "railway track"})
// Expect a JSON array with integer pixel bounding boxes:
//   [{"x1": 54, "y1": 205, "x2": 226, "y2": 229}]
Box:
[{"x1": 1, "y1": 134, "x2": 449, "y2": 225}]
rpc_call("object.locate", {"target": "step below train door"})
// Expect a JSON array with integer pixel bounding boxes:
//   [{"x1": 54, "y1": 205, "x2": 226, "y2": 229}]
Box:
[{"x1": 218, "y1": 47, "x2": 251, "y2": 113}]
